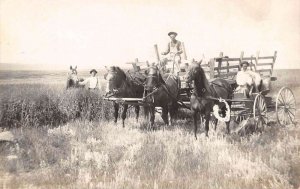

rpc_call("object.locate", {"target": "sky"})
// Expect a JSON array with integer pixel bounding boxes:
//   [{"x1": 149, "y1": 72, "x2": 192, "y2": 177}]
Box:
[{"x1": 0, "y1": 0, "x2": 299, "y2": 70}]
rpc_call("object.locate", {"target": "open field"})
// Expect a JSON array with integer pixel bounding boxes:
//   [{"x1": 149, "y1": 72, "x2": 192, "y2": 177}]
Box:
[{"x1": 0, "y1": 69, "x2": 299, "y2": 189}]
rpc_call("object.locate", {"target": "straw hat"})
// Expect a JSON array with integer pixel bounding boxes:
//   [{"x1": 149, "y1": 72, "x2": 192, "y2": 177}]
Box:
[
  {"x1": 168, "y1": 32, "x2": 177, "y2": 36},
  {"x1": 90, "y1": 69, "x2": 97, "y2": 74},
  {"x1": 240, "y1": 61, "x2": 250, "y2": 66}
]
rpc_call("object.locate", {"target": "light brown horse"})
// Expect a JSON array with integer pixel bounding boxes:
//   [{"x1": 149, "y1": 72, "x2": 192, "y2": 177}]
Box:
[
  {"x1": 185, "y1": 62, "x2": 233, "y2": 139},
  {"x1": 66, "y1": 66, "x2": 84, "y2": 89},
  {"x1": 105, "y1": 66, "x2": 147, "y2": 127}
]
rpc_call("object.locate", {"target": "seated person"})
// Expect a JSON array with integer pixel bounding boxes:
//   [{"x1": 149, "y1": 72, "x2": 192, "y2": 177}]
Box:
[
  {"x1": 161, "y1": 32, "x2": 183, "y2": 75},
  {"x1": 236, "y1": 61, "x2": 262, "y2": 98}
]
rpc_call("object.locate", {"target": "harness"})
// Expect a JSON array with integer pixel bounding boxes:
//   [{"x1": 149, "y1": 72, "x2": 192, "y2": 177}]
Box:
[
  {"x1": 126, "y1": 70, "x2": 146, "y2": 86},
  {"x1": 192, "y1": 81, "x2": 232, "y2": 107},
  {"x1": 105, "y1": 71, "x2": 145, "y2": 98},
  {"x1": 144, "y1": 70, "x2": 190, "y2": 108}
]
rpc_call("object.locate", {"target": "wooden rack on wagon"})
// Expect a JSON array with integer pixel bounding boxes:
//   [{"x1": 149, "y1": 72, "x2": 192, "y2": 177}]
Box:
[{"x1": 191, "y1": 51, "x2": 296, "y2": 129}]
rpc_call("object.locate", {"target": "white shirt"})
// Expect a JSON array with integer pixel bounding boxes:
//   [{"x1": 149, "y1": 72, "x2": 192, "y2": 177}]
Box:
[
  {"x1": 80, "y1": 76, "x2": 99, "y2": 89},
  {"x1": 236, "y1": 70, "x2": 261, "y2": 86}
]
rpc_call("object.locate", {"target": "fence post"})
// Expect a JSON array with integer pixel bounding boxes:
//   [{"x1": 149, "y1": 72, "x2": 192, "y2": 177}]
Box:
[
  {"x1": 182, "y1": 42, "x2": 187, "y2": 60},
  {"x1": 209, "y1": 58, "x2": 215, "y2": 79},
  {"x1": 217, "y1": 52, "x2": 223, "y2": 77},
  {"x1": 271, "y1": 51, "x2": 277, "y2": 75},
  {"x1": 239, "y1": 51, "x2": 244, "y2": 71},
  {"x1": 255, "y1": 51, "x2": 260, "y2": 66},
  {"x1": 154, "y1": 44, "x2": 160, "y2": 64}
]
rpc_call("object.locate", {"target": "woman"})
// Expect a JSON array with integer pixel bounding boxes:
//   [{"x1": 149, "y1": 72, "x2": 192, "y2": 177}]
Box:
[{"x1": 236, "y1": 61, "x2": 262, "y2": 97}]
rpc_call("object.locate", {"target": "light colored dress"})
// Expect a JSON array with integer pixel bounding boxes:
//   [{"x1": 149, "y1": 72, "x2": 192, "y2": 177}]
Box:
[{"x1": 236, "y1": 70, "x2": 262, "y2": 96}]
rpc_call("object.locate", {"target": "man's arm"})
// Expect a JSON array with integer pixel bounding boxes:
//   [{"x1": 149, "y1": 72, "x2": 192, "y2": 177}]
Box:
[
  {"x1": 78, "y1": 78, "x2": 88, "y2": 85},
  {"x1": 176, "y1": 41, "x2": 183, "y2": 55},
  {"x1": 161, "y1": 43, "x2": 170, "y2": 55}
]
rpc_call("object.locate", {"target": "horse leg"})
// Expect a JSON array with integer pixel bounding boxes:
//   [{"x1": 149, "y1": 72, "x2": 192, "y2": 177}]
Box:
[
  {"x1": 168, "y1": 103, "x2": 175, "y2": 126},
  {"x1": 192, "y1": 110, "x2": 198, "y2": 140},
  {"x1": 225, "y1": 121, "x2": 230, "y2": 134},
  {"x1": 161, "y1": 106, "x2": 169, "y2": 126},
  {"x1": 170, "y1": 101, "x2": 178, "y2": 120},
  {"x1": 121, "y1": 104, "x2": 128, "y2": 128},
  {"x1": 225, "y1": 102, "x2": 231, "y2": 134},
  {"x1": 214, "y1": 118, "x2": 218, "y2": 131},
  {"x1": 143, "y1": 106, "x2": 149, "y2": 120},
  {"x1": 149, "y1": 105, "x2": 155, "y2": 130},
  {"x1": 134, "y1": 105, "x2": 140, "y2": 123},
  {"x1": 113, "y1": 102, "x2": 119, "y2": 124},
  {"x1": 205, "y1": 111, "x2": 211, "y2": 137}
]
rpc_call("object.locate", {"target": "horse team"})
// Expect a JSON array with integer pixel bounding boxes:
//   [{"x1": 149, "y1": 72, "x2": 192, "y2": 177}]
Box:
[{"x1": 66, "y1": 62, "x2": 234, "y2": 139}]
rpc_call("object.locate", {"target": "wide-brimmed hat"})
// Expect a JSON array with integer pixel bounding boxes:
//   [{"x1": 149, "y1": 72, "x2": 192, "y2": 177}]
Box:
[
  {"x1": 240, "y1": 61, "x2": 250, "y2": 66},
  {"x1": 90, "y1": 69, "x2": 97, "y2": 74},
  {"x1": 168, "y1": 32, "x2": 177, "y2": 36}
]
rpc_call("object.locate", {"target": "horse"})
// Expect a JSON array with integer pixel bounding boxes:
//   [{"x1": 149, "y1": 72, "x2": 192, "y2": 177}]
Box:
[
  {"x1": 185, "y1": 61, "x2": 234, "y2": 139},
  {"x1": 104, "y1": 66, "x2": 146, "y2": 127},
  {"x1": 144, "y1": 65, "x2": 180, "y2": 128},
  {"x1": 66, "y1": 66, "x2": 84, "y2": 89}
]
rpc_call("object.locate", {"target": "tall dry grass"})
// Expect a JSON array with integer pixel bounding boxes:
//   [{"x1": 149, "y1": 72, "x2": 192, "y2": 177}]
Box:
[{"x1": 0, "y1": 84, "x2": 139, "y2": 129}]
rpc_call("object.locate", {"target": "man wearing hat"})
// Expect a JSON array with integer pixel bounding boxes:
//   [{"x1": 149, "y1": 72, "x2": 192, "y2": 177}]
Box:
[
  {"x1": 236, "y1": 61, "x2": 262, "y2": 97},
  {"x1": 79, "y1": 69, "x2": 99, "y2": 90},
  {"x1": 161, "y1": 32, "x2": 183, "y2": 74}
]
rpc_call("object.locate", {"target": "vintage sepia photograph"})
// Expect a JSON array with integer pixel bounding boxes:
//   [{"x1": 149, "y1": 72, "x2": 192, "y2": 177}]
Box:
[{"x1": 0, "y1": 0, "x2": 299, "y2": 188}]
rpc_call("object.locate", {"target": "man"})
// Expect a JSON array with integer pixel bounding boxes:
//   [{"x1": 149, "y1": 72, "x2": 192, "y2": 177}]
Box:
[
  {"x1": 236, "y1": 61, "x2": 261, "y2": 97},
  {"x1": 161, "y1": 32, "x2": 183, "y2": 74},
  {"x1": 79, "y1": 69, "x2": 99, "y2": 90}
]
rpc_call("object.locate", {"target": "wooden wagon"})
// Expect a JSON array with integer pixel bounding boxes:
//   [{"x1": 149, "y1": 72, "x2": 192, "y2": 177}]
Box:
[
  {"x1": 179, "y1": 50, "x2": 296, "y2": 129},
  {"x1": 104, "y1": 44, "x2": 296, "y2": 129}
]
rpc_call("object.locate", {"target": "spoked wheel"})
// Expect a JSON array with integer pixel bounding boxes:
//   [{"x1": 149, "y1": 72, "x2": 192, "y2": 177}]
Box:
[
  {"x1": 276, "y1": 87, "x2": 296, "y2": 126},
  {"x1": 253, "y1": 94, "x2": 268, "y2": 130}
]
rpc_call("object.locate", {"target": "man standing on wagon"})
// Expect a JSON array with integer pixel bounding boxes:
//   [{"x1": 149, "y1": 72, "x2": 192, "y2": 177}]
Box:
[{"x1": 161, "y1": 32, "x2": 183, "y2": 74}]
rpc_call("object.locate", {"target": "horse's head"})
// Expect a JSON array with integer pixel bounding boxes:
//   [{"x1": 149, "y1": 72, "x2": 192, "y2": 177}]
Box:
[
  {"x1": 145, "y1": 65, "x2": 161, "y2": 91},
  {"x1": 69, "y1": 65, "x2": 78, "y2": 75},
  {"x1": 105, "y1": 66, "x2": 127, "y2": 95},
  {"x1": 67, "y1": 66, "x2": 79, "y2": 87},
  {"x1": 185, "y1": 60, "x2": 203, "y2": 84}
]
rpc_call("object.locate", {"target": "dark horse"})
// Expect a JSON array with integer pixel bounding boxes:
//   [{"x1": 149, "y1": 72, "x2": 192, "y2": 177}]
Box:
[
  {"x1": 185, "y1": 62, "x2": 233, "y2": 139},
  {"x1": 144, "y1": 65, "x2": 180, "y2": 128},
  {"x1": 105, "y1": 66, "x2": 146, "y2": 127},
  {"x1": 66, "y1": 66, "x2": 84, "y2": 89}
]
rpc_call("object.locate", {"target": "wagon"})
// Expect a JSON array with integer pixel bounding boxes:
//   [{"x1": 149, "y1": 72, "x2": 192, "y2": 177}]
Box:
[
  {"x1": 104, "y1": 44, "x2": 296, "y2": 130},
  {"x1": 177, "y1": 51, "x2": 296, "y2": 130}
]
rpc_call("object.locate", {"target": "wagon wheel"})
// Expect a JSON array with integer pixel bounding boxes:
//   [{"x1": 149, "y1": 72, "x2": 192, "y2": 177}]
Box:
[
  {"x1": 253, "y1": 94, "x2": 268, "y2": 130},
  {"x1": 276, "y1": 87, "x2": 296, "y2": 126}
]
